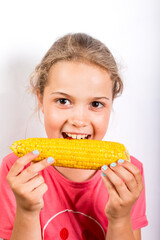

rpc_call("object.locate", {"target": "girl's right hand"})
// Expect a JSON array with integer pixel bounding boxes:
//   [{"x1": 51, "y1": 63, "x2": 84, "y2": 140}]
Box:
[{"x1": 6, "y1": 151, "x2": 54, "y2": 213}]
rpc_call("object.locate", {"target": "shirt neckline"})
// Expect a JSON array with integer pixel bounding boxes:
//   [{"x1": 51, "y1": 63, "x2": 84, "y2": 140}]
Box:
[{"x1": 47, "y1": 166, "x2": 101, "y2": 189}]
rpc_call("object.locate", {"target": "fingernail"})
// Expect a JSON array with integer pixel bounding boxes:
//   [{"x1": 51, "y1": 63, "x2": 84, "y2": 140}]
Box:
[
  {"x1": 118, "y1": 159, "x2": 124, "y2": 164},
  {"x1": 101, "y1": 172, "x2": 106, "y2": 177},
  {"x1": 102, "y1": 165, "x2": 108, "y2": 171},
  {"x1": 47, "y1": 157, "x2": 54, "y2": 163},
  {"x1": 32, "y1": 150, "x2": 39, "y2": 155},
  {"x1": 110, "y1": 162, "x2": 117, "y2": 167}
]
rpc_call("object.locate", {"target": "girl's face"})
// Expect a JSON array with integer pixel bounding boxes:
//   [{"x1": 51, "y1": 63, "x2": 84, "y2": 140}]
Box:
[{"x1": 37, "y1": 61, "x2": 113, "y2": 140}]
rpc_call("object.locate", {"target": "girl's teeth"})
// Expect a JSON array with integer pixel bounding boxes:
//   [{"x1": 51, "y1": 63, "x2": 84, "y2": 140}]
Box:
[
  {"x1": 67, "y1": 133, "x2": 88, "y2": 139},
  {"x1": 71, "y1": 134, "x2": 77, "y2": 139}
]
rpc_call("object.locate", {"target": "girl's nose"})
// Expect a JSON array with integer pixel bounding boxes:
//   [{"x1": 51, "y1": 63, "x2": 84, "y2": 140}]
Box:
[
  {"x1": 69, "y1": 119, "x2": 87, "y2": 127},
  {"x1": 68, "y1": 107, "x2": 89, "y2": 127}
]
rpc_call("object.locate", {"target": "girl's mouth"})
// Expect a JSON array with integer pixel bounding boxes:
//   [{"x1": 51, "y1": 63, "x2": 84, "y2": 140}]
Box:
[{"x1": 62, "y1": 132, "x2": 91, "y2": 140}]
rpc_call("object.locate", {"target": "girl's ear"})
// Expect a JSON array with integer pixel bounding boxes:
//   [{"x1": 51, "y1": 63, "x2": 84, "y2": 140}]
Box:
[{"x1": 36, "y1": 91, "x2": 44, "y2": 114}]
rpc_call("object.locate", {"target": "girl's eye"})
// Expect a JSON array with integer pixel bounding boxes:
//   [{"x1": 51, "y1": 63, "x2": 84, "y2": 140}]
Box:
[
  {"x1": 57, "y1": 98, "x2": 70, "y2": 105},
  {"x1": 91, "y1": 101, "x2": 104, "y2": 108}
]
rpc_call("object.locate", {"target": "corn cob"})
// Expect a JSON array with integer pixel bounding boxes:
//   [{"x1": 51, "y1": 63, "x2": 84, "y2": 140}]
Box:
[{"x1": 10, "y1": 138, "x2": 130, "y2": 170}]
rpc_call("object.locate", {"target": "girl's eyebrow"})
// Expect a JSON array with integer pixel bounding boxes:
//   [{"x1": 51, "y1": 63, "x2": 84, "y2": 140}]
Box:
[{"x1": 51, "y1": 91, "x2": 110, "y2": 100}]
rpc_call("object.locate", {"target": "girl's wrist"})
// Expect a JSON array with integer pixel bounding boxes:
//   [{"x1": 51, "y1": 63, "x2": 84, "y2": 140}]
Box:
[
  {"x1": 106, "y1": 214, "x2": 135, "y2": 240},
  {"x1": 16, "y1": 205, "x2": 41, "y2": 218},
  {"x1": 107, "y1": 214, "x2": 132, "y2": 228}
]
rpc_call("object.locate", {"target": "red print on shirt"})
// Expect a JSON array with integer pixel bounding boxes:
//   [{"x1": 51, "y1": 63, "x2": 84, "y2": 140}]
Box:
[
  {"x1": 60, "y1": 228, "x2": 69, "y2": 239},
  {"x1": 42, "y1": 209, "x2": 105, "y2": 240}
]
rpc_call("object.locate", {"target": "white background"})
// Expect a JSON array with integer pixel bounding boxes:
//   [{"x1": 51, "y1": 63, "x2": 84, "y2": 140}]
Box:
[{"x1": 0, "y1": 0, "x2": 159, "y2": 239}]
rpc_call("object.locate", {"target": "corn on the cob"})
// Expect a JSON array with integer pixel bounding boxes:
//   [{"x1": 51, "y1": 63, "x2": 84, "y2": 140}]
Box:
[{"x1": 10, "y1": 138, "x2": 130, "y2": 170}]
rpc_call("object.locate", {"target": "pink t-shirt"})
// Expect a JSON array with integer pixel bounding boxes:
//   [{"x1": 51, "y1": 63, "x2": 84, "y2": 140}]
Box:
[{"x1": 0, "y1": 152, "x2": 148, "y2": 240}]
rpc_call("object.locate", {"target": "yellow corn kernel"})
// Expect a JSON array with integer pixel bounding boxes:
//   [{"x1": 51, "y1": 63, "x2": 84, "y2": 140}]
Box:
[{"x1": 10, "y1": 138, "x2": 130, "y2": 170}]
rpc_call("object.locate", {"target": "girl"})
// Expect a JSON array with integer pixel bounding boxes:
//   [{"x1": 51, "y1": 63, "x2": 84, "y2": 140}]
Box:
[{"x1": 0, "y1": 33, "x2": 148, "y2": 240}]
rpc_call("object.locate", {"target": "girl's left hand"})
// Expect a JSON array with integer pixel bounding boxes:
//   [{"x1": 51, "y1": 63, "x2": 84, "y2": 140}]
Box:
[{"x1": 101, "y1": 160, "x2": 144, "y2": 222}]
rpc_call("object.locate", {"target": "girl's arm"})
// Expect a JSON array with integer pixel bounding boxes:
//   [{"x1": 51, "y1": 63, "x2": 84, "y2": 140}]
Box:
[
  {"x1": 10, "y1": 207, "x2": 41, "y2": 240},
  {"x1": 134, "y1": 229, "x2": 141, "y2": 240},
  {"x1": 101, "y1": 160, "x2": 144, "y2": 240},
  {"x1": 105, "y1": 217, "x2": 141, "y2": 240},
  {"x1": 6, "y1": 151, "x2": 54, "y2": 240}
]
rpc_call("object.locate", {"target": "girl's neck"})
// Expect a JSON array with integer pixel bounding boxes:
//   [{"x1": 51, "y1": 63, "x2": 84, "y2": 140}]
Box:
[{"x1": 54, "y1": 166, "x2": 97, "y2": 182}]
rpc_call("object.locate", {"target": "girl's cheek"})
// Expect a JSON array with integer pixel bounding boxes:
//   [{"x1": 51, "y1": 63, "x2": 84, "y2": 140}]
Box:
[
  {"x1": 46, "y1": 111, "x2": 65, "y2": 126},
  {"x1": 91, "y1": 114, "x2": 110, "y2": 139},
  {"x1": 95, "y1": 111, "x2": 110, "y2": 125}
]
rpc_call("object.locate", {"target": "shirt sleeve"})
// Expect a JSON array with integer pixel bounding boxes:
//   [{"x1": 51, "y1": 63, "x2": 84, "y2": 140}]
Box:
[
  {"x1": 0, "y1": 154, "x2": 17, "y2": 240},
  {"x1": 131, "y1": 157, "x2": 148, "y2": 230}
]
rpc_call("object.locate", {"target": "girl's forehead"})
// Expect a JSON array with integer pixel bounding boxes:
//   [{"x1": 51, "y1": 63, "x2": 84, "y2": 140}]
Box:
[
  {"x1": 48, "y1": 61, "x2": 110, "y2": 78},
  {"x1": 47, "y1": 61, "x2": 112, "y2": 93}
]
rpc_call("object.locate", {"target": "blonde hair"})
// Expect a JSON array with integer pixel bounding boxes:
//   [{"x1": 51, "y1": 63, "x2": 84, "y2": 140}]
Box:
[{"x1": 30, "y1": 33, "x2": 123, "y2": 101}]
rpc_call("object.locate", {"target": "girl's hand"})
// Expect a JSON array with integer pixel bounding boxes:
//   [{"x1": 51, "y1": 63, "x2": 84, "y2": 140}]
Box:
[
  {"x1": 101, "y1": 160, "x2": 144, "y2": 222},
  {"x1": 7, "y1": 151, "x2": 54, "y2": 213}
]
